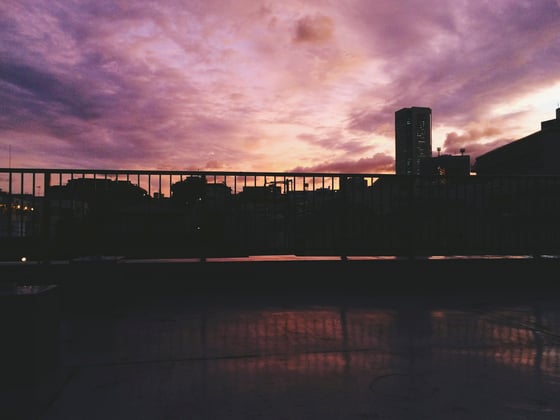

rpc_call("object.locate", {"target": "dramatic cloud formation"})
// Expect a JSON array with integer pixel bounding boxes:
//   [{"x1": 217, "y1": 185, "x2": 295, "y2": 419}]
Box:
[{"x1": 1, "y1": 0, "x2": 559, "y2": 172}]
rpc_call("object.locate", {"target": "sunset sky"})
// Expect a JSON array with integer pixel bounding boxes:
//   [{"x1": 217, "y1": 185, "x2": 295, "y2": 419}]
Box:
[{"x1": 1, "y1": 0, "x2": 560, "y2": 173}]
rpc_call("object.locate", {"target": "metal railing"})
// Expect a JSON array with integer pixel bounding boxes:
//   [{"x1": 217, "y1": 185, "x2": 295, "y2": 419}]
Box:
[{"x1": 1, "y1": 168, "x2": 560, "y2": 261}]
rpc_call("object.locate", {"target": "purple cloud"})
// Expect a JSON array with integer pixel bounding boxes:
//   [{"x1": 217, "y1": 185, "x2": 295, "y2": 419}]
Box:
[
  {"x1": 0, "y1": 0, "x2": 559, "y2": 173},
  {"x1": 293, "y1": 15, "x2": 334, "y2": 43},
  {"x1": 291, "y1": 153, "x2": 394, "y2": 174}
]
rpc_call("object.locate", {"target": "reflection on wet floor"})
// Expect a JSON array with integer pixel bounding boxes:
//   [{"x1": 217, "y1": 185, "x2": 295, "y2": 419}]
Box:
[{"x1": 29, "y1": 295, "x2": 560, "y2": 419}]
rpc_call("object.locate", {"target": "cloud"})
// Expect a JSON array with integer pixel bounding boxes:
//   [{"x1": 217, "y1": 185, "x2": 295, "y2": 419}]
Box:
[
  {"x1": 1, "y1": 0, "x2": 559, "y2": 173},
  {"x1": 442, "y1": 127, "x2": 503, "y2": 153},
  {"x1": 293, "y1": 15, "x2": 334, "y2": 43},
  {"x1": 442, "y1": 127, "x2": 513, "y2": 165},
  {"x1": 291, "y1": 153, "x2": 394, "y2": 174},
  {"x1": 0, "y1": 60, "x2": 101, "y2": 119},
  {"x1": 345, "y1": 108, "x2": 392, "y2": 133},
  {"x1": 344, "y1": 0, "x2": 560, "y2": 125}
]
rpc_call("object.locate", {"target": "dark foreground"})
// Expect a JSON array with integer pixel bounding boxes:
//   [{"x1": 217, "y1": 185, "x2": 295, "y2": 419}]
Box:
[{"x1": 2, "y1": 257, "x2": 560, "y2": 419}]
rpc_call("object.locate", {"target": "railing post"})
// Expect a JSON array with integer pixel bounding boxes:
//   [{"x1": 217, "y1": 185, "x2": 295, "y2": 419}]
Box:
[
  {"x1": 41, "y1": 172, "x2": 51, "y2": 262},
  {"x1": 408, "y1": 175, "x2": 418, "y2": 259},
  {"x1": 338, "y1": 175, "x2": 348, "y2": 260},
  {"x1": 7, "y1": 171, "x2": 12, "y2": 238}
]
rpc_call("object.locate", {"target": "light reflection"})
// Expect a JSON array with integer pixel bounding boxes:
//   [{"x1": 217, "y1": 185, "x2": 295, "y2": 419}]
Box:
[
  {"x1": 154, "y1": 304, "x2": 559, "y2": 380},
  {"x1": 58, "y1": 298, "x2": 560, "y2": 412}
]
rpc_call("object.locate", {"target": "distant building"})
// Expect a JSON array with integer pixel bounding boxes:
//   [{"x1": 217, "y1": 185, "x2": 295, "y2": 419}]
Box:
[
  {"x1": 170, "y1": 175, "x2": 207, "y2": 206},
  {"x1": 340, "y1": 176, "x2": 368, "y2": 191},
  {"x1": 239, "y1": 185, "x2": 281, "y2": 202},
  {"x1": 420, "y1": 149, "x2": 471, "y2": 177},
  {"x1": 205, "y1": 183, "x2": 233, "y2": 208},
  {"x1": 48, "y1": 178, "x2": 149, "y2": 203},
  {"x1": 395, "y1": 106, "x2": 432, "y2": 175},
  {"x1": 472, "y1": 108, "x2": 560, "y2": 175},
  {"x1": 0, "y1": 191, "x2": 36, "y2": 238}
]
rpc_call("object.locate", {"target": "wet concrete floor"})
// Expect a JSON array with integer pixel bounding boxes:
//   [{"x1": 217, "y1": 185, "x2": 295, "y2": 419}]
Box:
[{"x1": 6, "y1": 284, "x2": 560, "y2": 420}]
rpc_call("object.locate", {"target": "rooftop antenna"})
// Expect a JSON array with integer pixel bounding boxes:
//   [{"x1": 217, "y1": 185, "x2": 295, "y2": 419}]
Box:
[{"x1": 8, "y1": 144, "x2": 11, "y2": 168}]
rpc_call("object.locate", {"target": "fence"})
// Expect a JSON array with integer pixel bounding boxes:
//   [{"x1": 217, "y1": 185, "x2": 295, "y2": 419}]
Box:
[{"x1": 1, "y1": 168, "x2": 560, "y2": 261}]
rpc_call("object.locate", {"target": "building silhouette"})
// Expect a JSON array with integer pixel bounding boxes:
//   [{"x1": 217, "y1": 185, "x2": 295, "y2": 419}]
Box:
[
  {"x1": 420, "y1": 148, "x2": 471, "y2": 177},
  {"x1": 395, "y1": 106, "x2": 432, "y2": 175},
  {"x1": 473, "y1": 108, "x2": 560, "y2": 175}
]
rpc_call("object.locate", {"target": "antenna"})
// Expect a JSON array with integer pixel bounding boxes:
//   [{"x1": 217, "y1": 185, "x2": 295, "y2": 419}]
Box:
[{"x1": 8, "y1": 144, "x2": 11, "y2": 168}]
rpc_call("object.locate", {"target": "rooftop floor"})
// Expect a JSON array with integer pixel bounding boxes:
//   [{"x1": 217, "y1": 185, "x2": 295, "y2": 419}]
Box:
[{"x1": 2, "y1": 258, "x2": 560, "y2": 419}]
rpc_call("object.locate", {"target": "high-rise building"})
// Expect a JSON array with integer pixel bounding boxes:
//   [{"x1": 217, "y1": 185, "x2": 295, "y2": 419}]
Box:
[{"x1": 395, "y1": 106, "x2": 432, "y2": 175}]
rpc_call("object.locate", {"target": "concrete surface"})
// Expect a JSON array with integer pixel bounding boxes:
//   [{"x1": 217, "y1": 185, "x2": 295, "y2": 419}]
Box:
[{"x1": 2, "y1": 258, "x2": 560, "y2": 419}]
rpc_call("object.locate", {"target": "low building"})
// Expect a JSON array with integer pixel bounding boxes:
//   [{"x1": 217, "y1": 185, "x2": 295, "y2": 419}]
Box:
[
  {"x1": 420, "y1": 150, "x2": 471, "y2": 177},
  {"x1": 472, "y1": 108, "x2": 560, "y2": 175}
]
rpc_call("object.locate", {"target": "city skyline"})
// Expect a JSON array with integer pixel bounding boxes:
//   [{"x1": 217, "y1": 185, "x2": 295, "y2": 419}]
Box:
[{"x1": 1, "y1": 1, "x2": 560, "y2": 173}]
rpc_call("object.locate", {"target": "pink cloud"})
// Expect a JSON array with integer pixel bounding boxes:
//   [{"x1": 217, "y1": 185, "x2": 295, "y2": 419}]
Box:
[
  {"x1": 291, "y1": 153, "x2": 394, "y2": 174},
  {"x1": 293, "y1": 15, "x2": 334, "y2": 43},
  {"x1": 1, "y1": 0, "x2": 559, "y2": 172},
  {"x1": 442, "y1": 129, "x2": 513, "y2": 165}
]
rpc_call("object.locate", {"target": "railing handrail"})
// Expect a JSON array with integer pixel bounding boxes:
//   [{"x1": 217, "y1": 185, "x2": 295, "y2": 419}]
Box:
[{"x1": 0, "y1": 168, "x2": 396, "y2": 178}]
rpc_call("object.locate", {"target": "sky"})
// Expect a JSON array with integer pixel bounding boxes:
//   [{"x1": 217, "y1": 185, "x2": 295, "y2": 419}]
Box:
[{"x1": 1, "y1": 0, "x2": 560, "y2": 173}]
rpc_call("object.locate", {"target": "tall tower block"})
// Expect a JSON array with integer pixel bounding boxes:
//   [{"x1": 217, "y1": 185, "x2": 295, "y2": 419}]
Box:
[{"x1": 395, "y1": 107, "x2": 432, "y2": 175}]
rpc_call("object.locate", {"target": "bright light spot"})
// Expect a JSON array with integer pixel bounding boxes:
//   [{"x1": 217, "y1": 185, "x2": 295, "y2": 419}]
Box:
[{"x1": 21, "y1": 256, "x2": 27, "y2": 262}]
